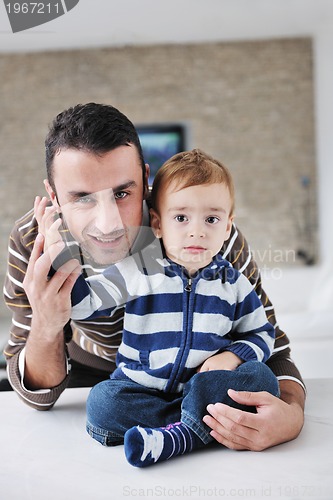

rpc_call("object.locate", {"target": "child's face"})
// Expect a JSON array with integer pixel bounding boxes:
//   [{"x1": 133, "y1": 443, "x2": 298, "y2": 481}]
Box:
[{"x1": 150, "y1": 182, "x2": 233, "y2": 275}]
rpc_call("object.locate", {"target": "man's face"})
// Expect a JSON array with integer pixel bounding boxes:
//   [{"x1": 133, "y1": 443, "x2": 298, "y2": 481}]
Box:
[{"x1": 46, "y1": 146, "x2": 148, "y2": 266}]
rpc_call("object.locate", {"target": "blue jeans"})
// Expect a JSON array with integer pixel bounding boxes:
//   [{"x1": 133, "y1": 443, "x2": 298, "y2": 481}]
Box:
[{"x1": 86, "y1": 361, "x2": 279, "y2": 446}]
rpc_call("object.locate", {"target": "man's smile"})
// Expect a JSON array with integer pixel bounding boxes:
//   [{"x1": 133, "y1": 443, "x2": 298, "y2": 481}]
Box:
[{"x1": 88, "y1": 231, "x2": 127, "y2": 249}]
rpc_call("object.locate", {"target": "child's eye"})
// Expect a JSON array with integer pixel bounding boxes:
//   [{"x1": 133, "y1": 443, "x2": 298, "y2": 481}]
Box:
[
  {"x1": 206, "y1": 216, "x2": 220, "y2": 224},
  {"x1": 175, "y1": 215, "x2": 188, "y2": 222}
]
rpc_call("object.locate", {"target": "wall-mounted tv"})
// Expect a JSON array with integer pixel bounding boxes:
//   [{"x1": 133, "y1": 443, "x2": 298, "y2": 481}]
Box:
[{"x1": 136, "y1": 124, "x2": 188, "y2": 184}]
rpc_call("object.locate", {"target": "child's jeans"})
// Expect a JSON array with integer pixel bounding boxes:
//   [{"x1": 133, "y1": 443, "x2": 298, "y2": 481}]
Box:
[{"x1": 86, "y1": 360, "x2": 279, "y2": 446}]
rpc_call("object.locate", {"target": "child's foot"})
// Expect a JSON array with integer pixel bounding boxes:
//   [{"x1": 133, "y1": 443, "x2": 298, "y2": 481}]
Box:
[{"x1": 124, "y1": 422, "x2": 202, "y2": 467}]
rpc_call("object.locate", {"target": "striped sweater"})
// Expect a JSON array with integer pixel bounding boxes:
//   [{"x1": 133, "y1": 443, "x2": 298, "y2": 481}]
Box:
[
  {"x1": 71, "y1": 244, "x2": 275, "y2": 393},
  {"x1": 3, "y1": 202, "x2": 304, "y2": 409}
]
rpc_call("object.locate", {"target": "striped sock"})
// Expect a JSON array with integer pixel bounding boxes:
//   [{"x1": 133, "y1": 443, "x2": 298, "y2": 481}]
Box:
[{"x1": 124, "y1": 421, "x2": 202, "y2": 467}]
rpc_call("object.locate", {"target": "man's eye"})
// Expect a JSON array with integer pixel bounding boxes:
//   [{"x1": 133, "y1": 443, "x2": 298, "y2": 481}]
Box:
[
  {"x1": 206, "y1": 216, "x2": 220, "y2": 224},
  {"x1": 75, "y1": 196, "x2": 94, "y2": 204},
  {"x1": 114, "y1": 191, "x2": 128, "y2": 200},
  {"x1": 175, "y1": 215, "x2": 188, "y2": 222}
]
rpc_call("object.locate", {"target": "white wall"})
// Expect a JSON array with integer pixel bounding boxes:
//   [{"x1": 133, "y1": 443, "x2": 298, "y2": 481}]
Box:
[
  {"x1": 265, "y1": 21, "x2": 333, "y2": 314},
  {"x1": 262, "y1": 21, "x2": 333, "y2": 378},
  {"x1": 314, "y1": 29, "x2": 333, "y2": 268}
]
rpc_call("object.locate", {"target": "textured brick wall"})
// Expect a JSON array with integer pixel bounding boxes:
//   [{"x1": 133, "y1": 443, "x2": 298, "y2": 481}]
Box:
[{"x1": 0, "y1": 38, "x2": 317, "y2": 317}]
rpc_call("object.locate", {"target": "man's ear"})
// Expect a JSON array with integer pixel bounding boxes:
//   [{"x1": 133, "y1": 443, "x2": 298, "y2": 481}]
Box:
[
  {"x1": 150, "y1": 208, "x2": 162, "y2": 238},
  {"x1": 143, "y1": 164, "x2": 150, "y2": 200},
  {"x1": 44, "y1": 179, "x2": 59, "y2": 208}
]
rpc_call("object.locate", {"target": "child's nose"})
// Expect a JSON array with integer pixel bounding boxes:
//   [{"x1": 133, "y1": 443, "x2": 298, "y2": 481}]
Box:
[{"x1": 188, "y1": 222, "x2": 205, "y2": 238}]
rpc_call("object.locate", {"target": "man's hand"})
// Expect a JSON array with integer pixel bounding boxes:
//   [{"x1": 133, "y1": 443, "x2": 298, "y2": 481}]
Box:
[
  {"x1": 34, "y1": 195, "x2": 62, "y2": 255},
  {"x1": 23, "y1": 233, "x2": 80, "y2": 336},
  {"x1": 202, "y1": 380, "x2": 305, "y2": 451},
  {"x1": 23, "y1": 230, "x2": 80, "y2": 389}
]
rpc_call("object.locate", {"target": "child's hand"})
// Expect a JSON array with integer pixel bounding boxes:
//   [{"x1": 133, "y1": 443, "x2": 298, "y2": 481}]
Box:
[{"x1": 198, "y1": 351, "x2": 243, "y2": 372}]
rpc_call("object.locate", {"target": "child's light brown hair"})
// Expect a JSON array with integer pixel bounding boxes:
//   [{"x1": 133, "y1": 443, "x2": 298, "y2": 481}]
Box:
[{"x1": 151, "y1": 149, "x2": 235, "y2": 216}]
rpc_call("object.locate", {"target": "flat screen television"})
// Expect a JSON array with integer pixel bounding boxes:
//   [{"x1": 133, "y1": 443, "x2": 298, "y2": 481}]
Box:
[{"x1": 136, "y1": 124, "x2": 187, "y2": 184}]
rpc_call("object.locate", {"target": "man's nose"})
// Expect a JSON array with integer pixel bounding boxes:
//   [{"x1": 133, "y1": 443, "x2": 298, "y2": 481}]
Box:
[{"x1": 93, "y1": 198, "x2": 123, "y2": 234}]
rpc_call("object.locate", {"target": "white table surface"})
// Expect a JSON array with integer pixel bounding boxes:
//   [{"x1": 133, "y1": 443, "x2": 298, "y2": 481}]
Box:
[{"x1": 0, "y1": 379, "x2": 332, "y2": 500}]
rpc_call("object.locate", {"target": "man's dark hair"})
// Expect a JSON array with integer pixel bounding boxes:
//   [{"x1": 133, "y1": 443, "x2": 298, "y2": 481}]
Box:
[{"x1": 45, "y1": 102, "x2": 145, "y2": 191}]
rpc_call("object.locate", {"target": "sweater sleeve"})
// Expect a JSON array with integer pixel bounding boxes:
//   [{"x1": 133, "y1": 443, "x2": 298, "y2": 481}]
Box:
[
  {"x1": 71, "y1": 258, "x2": 136, "y2": 320},
  {"x1": 225, "y1": 272, "x2": 275, "y2": 363},
  {"x1": 222, "y1": 224, "x2": 305, "y2": 387},
  {"x1": 71, "y1": 244, "x2": 162, "y2": 320}
]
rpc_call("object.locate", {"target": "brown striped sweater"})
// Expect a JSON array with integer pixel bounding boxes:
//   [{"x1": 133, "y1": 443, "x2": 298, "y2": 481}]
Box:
[{"x1": 3, "y1": 204, "x2": 304, "y2": 410}]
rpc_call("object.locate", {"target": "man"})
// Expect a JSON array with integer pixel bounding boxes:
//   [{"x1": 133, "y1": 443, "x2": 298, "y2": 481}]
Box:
[{"x1": 3, "y1": 103, "x2": 305, "y2": 451}]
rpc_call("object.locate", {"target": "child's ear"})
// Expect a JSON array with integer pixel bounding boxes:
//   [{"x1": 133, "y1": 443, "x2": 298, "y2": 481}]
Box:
[
  {"x1": 150, "y1": 209, "x2": 162, "y2": 238},
  {"x1": 225, "y1": 214, "x2": 234, "y2": 239}
]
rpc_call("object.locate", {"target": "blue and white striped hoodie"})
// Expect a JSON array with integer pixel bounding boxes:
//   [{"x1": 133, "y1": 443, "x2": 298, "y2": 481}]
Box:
[{"x1": 71, "y1": 242, "x2": 275, "y2": 393}]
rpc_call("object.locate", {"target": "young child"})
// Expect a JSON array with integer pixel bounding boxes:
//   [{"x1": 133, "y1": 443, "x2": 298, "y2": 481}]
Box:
[{"x1": 70, "y1": 149, "x2": 279, "y2": 467}]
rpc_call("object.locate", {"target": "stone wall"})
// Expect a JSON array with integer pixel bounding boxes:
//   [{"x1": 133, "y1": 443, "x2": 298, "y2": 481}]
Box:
[{"x1": 0, "y1": 38, "x2": 317, "y2": 317}]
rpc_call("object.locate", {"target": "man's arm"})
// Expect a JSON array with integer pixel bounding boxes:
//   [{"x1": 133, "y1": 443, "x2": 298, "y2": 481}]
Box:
[
  {"x1": 207, "y1": 224, "x2": 306, "y2": 449},
  {"x1": 221, "y1": 224, "x2": 305, "y2": 386},
  {"x1": 3, "y1": 210, "x2": 77, "y2": 410}
]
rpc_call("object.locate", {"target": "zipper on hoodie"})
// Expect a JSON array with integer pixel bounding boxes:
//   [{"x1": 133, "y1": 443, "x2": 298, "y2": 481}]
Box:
[
  {"x1": 166, "y1": 274, "x2": 194, "y2": 392},
  {"x1": 184, "y1": 277, "x2": 192, "y2": 292}
]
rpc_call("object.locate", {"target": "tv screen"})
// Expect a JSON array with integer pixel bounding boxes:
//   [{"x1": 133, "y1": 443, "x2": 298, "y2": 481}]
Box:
[{"x1": 137, "y1": 124, "x2": 187, "y2": 184}]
